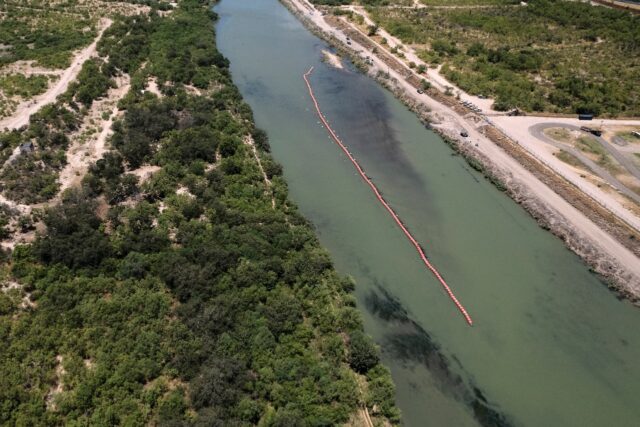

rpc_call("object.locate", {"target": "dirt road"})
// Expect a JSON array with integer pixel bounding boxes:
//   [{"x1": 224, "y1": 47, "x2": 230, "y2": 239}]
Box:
[
  {"x1": 0, "y1": 18, "x2": 113, "y2": 131},
  {"x1": 57, "y1": 74, "x2": 130, "y2": 197},
  {"x1": 493, "y1": 115, "x2": 640, "y2": 229},
  {"x1": 337, "y1": 2, "x2": 640, "y2": 229},
  {"x1": 284, "y1": 0, "x2": 640, "y2": 295},
  {"x1": 529, "y1": 123, "x2": 640, "y2": 204}
]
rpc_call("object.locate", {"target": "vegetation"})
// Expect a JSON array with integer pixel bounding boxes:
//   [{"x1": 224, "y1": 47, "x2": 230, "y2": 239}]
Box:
[
  {"x1": 1, "y1": 0, "x2": 399, "y2": 425},
  {"x1": 311, "y1": 0, "x2": 355, "y2": 6},
  {"x1": 0, "y1": 52, "x2": 116, "y2": 204},
  {"x1": 0, "y1": 74, "x2": 52, "y2": 98},
  {"x1": 0, "y1": 1, "x2": 97, "y2": 69},
  {"x1": 577, "y1": 135, "x2": 607, "y2": 157},
  {"x1": 616, "y1": 131, "x2": 640, "y2": 144},
  {"x1": 555, "y1": 149, "x2": 587, "y2": 169},
  {"x1": 0, "y1": 102, "x2": 80, "y2": 203},
  {"x1": 544, "y1": 127, "x2": 571, "y2": 143},
  {"x1": 575, "y1": 135, "x2": 622, "y2": 172},
  {"x1": 366, "y1": 0, "x2": 640, "y2": 116},
  {"x1": 420, "y1": 0, "x2": 518, "y2": 4},
  {"x1": 0, "y1": 0, "x2": 156, "y2": 116}
]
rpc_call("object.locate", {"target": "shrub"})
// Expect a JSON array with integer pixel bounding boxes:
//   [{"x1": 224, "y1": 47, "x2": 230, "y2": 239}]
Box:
[{"x1": 348, "y1": 331, "x2": 380, "y2": 374}]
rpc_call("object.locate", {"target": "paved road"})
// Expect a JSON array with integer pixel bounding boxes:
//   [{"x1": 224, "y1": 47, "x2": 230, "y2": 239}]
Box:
[
  {"x1": 536, "y1": 123, "x2": 640, "y2": 180},
  {"x1": 530, "y1": 123, "x2": 640, "y2": 204},
  {"x1": 593, "y1": 130, "x2": 640, "y2": 181}
]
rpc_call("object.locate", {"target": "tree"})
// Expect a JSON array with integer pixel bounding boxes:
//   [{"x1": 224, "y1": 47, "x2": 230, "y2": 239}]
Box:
[
  {"x1": 157, "y1": 390, "x2": 187, "y2": 424},
  {"x1": 34, "y1": 190, "x2": 112, "y2": 268},
  {"x1": 348, "y1": 331, "x2": 379, "y2": 374}
]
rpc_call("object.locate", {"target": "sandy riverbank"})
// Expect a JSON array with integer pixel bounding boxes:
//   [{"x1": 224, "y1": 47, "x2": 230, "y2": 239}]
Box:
[
  {"x1": 321, "y1": 49, "x2": 343, "y2": 69},
  {"x1": 281, "y1": 0, "x2": 640, "y2": 300}
]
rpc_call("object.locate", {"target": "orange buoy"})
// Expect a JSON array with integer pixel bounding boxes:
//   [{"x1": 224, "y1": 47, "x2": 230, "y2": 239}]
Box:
[{"x1": 303, "y1": 67, "x2": 473, "y2": 326}]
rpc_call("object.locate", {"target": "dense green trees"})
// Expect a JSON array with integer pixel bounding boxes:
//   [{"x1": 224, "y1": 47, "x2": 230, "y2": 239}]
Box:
[
  {"x1": 65, "y1": 59, "x2": 114, "y2": 106},
  {"x1": 34, "y1": 192, "x2": 112, "y2": 268},
  {"x1": 1, "y1": 0, "x2": 399, "y2": 425},
  {"x1": 110, "y1": 97, "x2": 179, "y2": 168},
  {"x1": 369, "y1": 0, "x2": 640, "y2": 115}
]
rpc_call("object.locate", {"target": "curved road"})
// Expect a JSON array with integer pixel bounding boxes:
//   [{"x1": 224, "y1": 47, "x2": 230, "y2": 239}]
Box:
[{"x1": 530, "y1": 123, "x2": 640, "y2": 204}]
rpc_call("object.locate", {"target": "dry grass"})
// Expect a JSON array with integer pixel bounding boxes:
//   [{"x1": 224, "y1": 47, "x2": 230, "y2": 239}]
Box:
[
  {"x1": 555, "y1": 149, "x2": 586, "y2": 169},
  {"x1": 544, "y1": 127, "x2": 571, "y2": 142},
  {"x1": 617, "y1": 131, "x2": 640, "y2": 144}
]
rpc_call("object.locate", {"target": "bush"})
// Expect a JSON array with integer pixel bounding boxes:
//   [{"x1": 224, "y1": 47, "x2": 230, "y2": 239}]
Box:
[
  {"x1": 348, "y1": 331, "x2": 379, "y2": 374},
  {"x1": 33, "y1": 191, "x2": 112, "y2": 268}
]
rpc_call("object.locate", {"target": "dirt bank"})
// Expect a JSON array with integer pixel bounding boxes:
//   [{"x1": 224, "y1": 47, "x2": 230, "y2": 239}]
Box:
[{"x1": 321, "y1": 49, "x2": 343, "y2": 69}]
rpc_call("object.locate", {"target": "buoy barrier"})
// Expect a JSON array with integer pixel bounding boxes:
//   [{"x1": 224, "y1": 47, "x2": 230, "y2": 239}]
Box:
[{"x1": 303, "y1": 67, "x2": 473, "y2": 326}]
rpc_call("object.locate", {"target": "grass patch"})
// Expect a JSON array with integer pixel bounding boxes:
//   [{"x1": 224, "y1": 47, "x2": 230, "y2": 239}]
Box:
[
  {"x1": 616, "y1": 131, "x2": 640, "y2": 144},
  {"x1": 0, "y1": 74, "x2": 52, "y2": 98},
  {"x1": 544, "y1": 127, "x2": 571, "y2": 142},
  {"x1": 574, "y1": 136, "x2": 622, "y2": 172},
  {"x1": 555, "y1": 149, "x2": 586, "y2": 169},
  {"x1": 596, "y1": 153, "x2": 622, "y2": 174},
  {"x1": 576, "y1": 136, "x2": 606, "y2": 156}
]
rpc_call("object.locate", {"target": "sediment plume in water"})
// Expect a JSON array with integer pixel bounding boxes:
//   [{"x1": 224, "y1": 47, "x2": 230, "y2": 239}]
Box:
[{"x1": 303, "y1": 66, "x2": 473, "y2": 325}]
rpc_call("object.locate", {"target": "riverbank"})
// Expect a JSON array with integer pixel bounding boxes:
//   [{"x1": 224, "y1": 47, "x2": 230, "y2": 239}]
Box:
[
  {"x1": 280, "y1": 0, "x2": 640, "y2": 301},
  {"x1": 593, "y1": 0, "x2": 640, "y2": 14}
]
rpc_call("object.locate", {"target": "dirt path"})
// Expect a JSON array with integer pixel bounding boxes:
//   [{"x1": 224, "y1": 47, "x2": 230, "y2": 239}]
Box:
[
  {"x1": 0, "y1": 18, "x2": 113, "y2": 131},
  {"x1": 0, "y1": 194, "x2": 30, "y2": 215},
  {"x1": 56, "y1": 74, "x2": 130, "y2": 197},
  {"x1": 0, "y1": 61, "x2": 63, "y2": 77},
  {"x1": 0, "y1": 73, "x2": 130, "y2": 250},
  {"x1": 345, "y1": 5, "x2": 497, "y2": 114},
  {"x1": 146, "y1": 78, "x2": 162, "y2": 97},
  {"x1": 244, "y1": 135, "x2": 276, "y2": 209},
  {"x1": 361, "y1": 407, "x2": 374, "y2": 427},
  {"x1": 284, "y1": 0, "x2": 640, "y2": 296}
]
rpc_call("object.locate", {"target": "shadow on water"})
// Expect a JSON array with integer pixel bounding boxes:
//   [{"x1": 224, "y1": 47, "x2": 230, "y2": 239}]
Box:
[
  {"x1": 366, "y1": 286, "x2": 514, "y2": 427},
  {"x1": 215, "y1": 1, "x2": 640, "y2": 425},
  {"x1": 314, "y1": 70, "x2": 428, "y2": 192}
]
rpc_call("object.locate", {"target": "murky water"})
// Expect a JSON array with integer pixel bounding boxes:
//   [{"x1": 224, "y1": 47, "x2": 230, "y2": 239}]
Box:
[{"x1": 215, "y1": 1, "x2": 640, "y2": 426}]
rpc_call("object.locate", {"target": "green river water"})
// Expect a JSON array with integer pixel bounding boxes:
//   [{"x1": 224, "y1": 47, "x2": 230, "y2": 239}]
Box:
[{"x1": 214, "y1": 1, "x2": 640, "y2": 425}]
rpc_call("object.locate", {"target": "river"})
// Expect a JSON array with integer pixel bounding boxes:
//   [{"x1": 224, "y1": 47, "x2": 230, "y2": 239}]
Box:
[{"x1": 214, "y1": 1, "x2": 640, "y2": 426}]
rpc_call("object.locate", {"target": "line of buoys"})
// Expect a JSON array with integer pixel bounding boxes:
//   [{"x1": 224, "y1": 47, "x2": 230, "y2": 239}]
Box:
[{"x1": 303, "y1": 67, "x2": 473, "y2": 326}]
